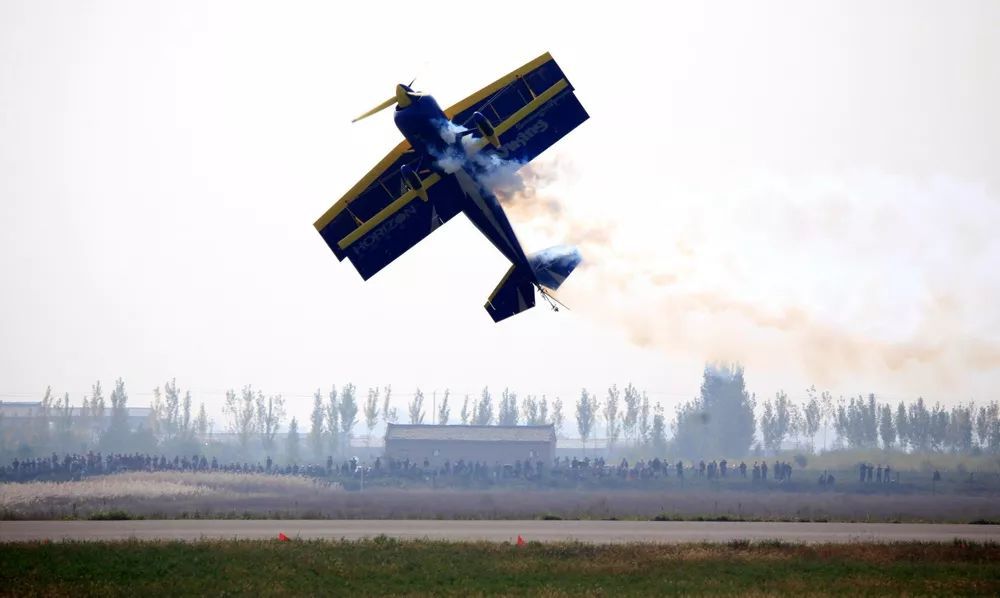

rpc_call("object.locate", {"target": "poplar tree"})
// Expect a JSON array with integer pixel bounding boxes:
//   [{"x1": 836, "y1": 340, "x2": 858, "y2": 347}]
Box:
[
  {"x1": 437, "y1": 389, "x2": 450, "y2": 425},
  {"x1": 363, "y1": 387, "x2": 380, "y2": 442},
  {"x1": 256, "y1": 391, "x2": 286, "y2": 452},
  {"x1": 603, "y1": 384, "x2": 621, "y2": 449},
  {"x1": 310, "y1": 388, "x2": 325, "y2": 458},
  {"x1": 473, "y1": 387, "x2": 494, "y2": 425},
  {"x1": 497, "y1": 388, "x2": 518, "y2": 425},
  {"x1": 622, "y1": 383, "x2": 640, "y2": 444},
  {"x1": 575, "y1": 388, "x2": 597, "y2": 450},
  {"x1": 339, "y1": 383, "x2": 358, "y2": 441},
  {"x1": 224, "y1": 386, "x2": 258, "y2": 455},
  {"x1": 326, "y1": 386, "x2": 340, "y2": 456},
  {"x1": 286, "y1": 417, "x2": 300, "y2": 464},
  {"x1": 408, "y1": 388, "x2": 425, "y2": 424}
]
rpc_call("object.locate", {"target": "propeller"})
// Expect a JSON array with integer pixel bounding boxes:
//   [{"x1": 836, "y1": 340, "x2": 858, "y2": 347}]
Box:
[{"x1": 352, "y1": 81, "x2": 424, "y2": 123}]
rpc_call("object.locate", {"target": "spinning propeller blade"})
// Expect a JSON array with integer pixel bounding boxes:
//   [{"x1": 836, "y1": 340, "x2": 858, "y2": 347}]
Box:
[
  {"x1": 351, "y1": 95, "x2": 398, "y2": 123},
  {"x1": 351, "y1": 82, "x2": 426, "y2": 123}
]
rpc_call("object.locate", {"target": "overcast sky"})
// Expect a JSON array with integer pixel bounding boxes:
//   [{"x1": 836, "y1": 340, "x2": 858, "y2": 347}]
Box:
[{"x1": 2, "y1": 1, "x2": 998, "y2": 426}]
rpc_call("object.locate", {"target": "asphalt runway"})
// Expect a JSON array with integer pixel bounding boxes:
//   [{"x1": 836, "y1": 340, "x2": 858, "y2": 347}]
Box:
[{"x1": 2, "y1": 520, "x2": 999, "y2": 544}]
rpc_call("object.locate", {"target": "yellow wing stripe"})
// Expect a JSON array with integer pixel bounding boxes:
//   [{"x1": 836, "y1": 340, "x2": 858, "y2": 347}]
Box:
[
  {"x1": 444, "y1": 52, "x2": 554, "y2": 119},
  {"x1": 313, "y1": 139, "x2": 412, "y2": 232},
  {"x1": 486, "y1": 264, "x2": 518, "y2": 307},
  {"x1": 336, "y1": 77, "x2": 570, "y2": 251},
  {"x1": 318, "y1": 53, "x2": 556, "y2": 235},
  {"x1": 464, "y1": 78, "x2": 569, "y2": 154},
  {"x1": 336, "y1": 173, "x2": 442, "y2": 250}
]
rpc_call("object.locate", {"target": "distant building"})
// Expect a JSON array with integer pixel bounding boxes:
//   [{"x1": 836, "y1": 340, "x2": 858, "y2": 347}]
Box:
[
  {"x1": 384, "y1": 423, "x2": 556, "y2": 465},
  {"x1": 0, "y1": 401, "x2": 153, "y2": 441}
]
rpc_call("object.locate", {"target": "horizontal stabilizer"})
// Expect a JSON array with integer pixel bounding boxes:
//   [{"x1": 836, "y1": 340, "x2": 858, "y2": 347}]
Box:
[
  {"x1": 528, "y1": 245, "x2": 581, "y2": 291},
  {"x1": 485, "y1": 266, "x2": 535, "y2": 323}
]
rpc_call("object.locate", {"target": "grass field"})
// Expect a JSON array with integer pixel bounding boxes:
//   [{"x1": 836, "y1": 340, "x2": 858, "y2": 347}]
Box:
[{"x1": 1, "y1": 538, "x2": 998, "y2": 596}]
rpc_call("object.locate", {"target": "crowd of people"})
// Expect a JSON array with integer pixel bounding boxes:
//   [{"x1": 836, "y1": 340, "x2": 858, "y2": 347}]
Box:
[
  {"x1": 4, "y1": 452, "x2": 914, "y2": 492},
  {"x1": 0, "y1": 452, "x2": 332, "y2": 482},
  {"x1": 859, "y1": 462, "x2": 895, "y2": 484}
]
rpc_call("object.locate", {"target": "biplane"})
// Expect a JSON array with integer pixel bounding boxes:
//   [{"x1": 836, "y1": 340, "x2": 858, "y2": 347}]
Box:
[{"x1": 314, "y1": 52, "x2": 589, "y2": 322}]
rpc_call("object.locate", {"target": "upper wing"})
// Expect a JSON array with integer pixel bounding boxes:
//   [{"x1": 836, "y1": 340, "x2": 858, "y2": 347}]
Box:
[
  {"x1": 445, "y1": 51, "x2": 590, "y2": 165},
  {"x1": 314, "y1": 140, "x2": 414, "y2": 262},
  {"x1": 315, "y1": 52, "x2": 589, "y2": 281},
  {"x1": 314, "y1": 140, "x2": 468, "y2": 280}
]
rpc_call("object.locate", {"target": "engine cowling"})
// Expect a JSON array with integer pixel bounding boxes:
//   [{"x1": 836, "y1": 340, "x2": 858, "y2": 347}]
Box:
[
  {"x1": 400, "y1": 164, "x2": 428, "y2": 201},
  {"x1": 470, "y1": 111, "x2": 501, "y2": 148}
]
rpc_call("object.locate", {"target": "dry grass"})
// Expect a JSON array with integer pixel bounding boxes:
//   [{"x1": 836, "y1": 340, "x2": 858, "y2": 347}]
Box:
[
  {"x1": 3, "y1": 472, "x2": 1000, "y2": 522},
  {"x1": 0, "y1": 472, "x2": 338, "y2": 517}
]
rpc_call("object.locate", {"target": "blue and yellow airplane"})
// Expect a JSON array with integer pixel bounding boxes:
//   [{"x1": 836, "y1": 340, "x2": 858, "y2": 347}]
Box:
[{"x1": 314, "y1": 52, "x2": 589, "y2": 322}]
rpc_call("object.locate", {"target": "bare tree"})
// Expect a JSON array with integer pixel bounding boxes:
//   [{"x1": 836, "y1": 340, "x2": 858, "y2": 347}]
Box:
[
  {"x1": 309, "y1": 388, "x2": 325, "y2": 458},
  {"x1": 381, "y1": 385, "x2": 397, "y2": 425},
  {"x1": 55, "y1": 392, "x2": 73, "y2": 446},
  {"x1": 195, "y1": 402, "x2": 209, "y2": 439},
  {"x1": 224, "y1": 386, "x2": 257, "y2": 454},
  {"x1": 34, "y1": 386, "x2": 53, "y2": 446},
  {"x1": 163, "y1": 378, "x2": 180, "y2": 439},
  {"x1": 552, "y1": 397, "x2": 564, "y2": 436},
  {"x1": 90, "y1": 382, "x2": 105, "y2": 430},
  {"x1": 363, "y1": 387, "x2": 380, "y2": 443},
  {"x1": 538, "y1": 396, "x2": 549, "y2": 425},
  {"x1": 148, "y1": 387, "x2": 163, "y2": 440},
  {"x1": 473, "y1": 387, "x2": 494, "y2": 425},
  {"x1": 325, "y1": 385, "x2": 339, "y2": 456},
  {"x1": 651, "y1": 401, "x2": 667, "y2": 452},
  {"x1": 638, "y1": 392, "x2": 651, "y2": 446},
  {"x1": 803, "y1": 388, "x2": 822, "y2": 453},
  {"x1": 603, "y1": 384, "x2": 621, "y2": 449},
  {"x1": 79, "y1": 396, "x2": 92, "y2": 441},
  {"x1": 408, "y1": 388, "x2": 425, "y2": 424},
  {"x1": 106, "y1": 378, "x2": 130, "y2": 447},
  {"x1": 181, "y1": 390, "x2": 192, "y2": 438},
  {"x1": 622, "y1": 383, "x2": 640, "y2": 445},
  {"x1": 760, "y1": 391, "x2": 791, "y2": 453},
  {"x1": 521, "y1": 395, "x2": 539, "y2": 425},
  {"x1": 820, "y1": 390, "x2": 834, "y2": 450},
  {"x1": 879, "y1": 402, "x2": 896, "y2": 448},
  {"x1": 437, "y1": 389, "x2": 450, "y2": 425},
  {"x1": 255, "y1": 391, "x2": 286, "y2": 452},
  {"x1": 576, "y1": 388, "x2": 597, "y2": 450},
  {"x1": 497, "y1": 388, "x2": 518, "y2": 425},
  {"x1": 339, "y1": 383, "x2": 359, "y2": 446},
  {"x1": 286, "y1": 417, "x2": 300, "y2": 464},
  {"x1": 460, "y1": 394, "x2": 471, "y2": 425}
]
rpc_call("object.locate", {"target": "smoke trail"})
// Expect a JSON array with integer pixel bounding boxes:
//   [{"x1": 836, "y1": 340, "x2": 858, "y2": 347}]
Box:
[
  {"x1": 432, "y1": 121, "x2": 525, "y2": 191},
  {"x1": 494, "y1": 157, "x2": 1000, "y2": 396}
]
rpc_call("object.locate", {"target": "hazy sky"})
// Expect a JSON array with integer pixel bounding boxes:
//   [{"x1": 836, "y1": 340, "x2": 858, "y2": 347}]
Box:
[{"x1": 2, "y1": 1, "x2": 998, "y2": 426}]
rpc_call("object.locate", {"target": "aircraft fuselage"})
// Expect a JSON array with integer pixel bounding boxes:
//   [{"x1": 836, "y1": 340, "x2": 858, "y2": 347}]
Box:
[{"x1": 393, "y1": 95, "x2": 532, "y2": 274}]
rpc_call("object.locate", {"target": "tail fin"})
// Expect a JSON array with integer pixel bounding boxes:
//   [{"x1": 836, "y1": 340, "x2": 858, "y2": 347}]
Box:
[
  {"x1": 484, "y1": 246, "x2": 582, "y2": 323},
  {"x1": 485, "y1": 265, "x2": 535, "y2": 323}
]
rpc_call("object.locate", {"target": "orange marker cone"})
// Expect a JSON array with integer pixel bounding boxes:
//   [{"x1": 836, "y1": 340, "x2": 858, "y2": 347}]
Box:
[
  {"x1": 516, "y1": 534, "x2": 525, "y2": 546},
  {"x1": 278, "y1": 532, "x2": 290, "y2": 542}
]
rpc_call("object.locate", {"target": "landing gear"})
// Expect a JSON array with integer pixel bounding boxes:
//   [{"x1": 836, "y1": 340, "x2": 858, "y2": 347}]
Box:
[{"x1": 537, "y1": 285, "x2": 568, "y2": 313}]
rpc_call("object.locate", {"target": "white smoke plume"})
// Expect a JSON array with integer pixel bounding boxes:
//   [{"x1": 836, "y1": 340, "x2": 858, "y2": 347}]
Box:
[
  {"x1": 432, "y1": 121, "x2": 525, "y2": 190},
  {"x1": 497, "y1": 156, "x2": 1000, "y2": 398}
]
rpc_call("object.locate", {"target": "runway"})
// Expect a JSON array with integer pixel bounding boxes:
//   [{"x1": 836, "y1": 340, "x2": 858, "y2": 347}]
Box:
[{"x1": 3, "y1": 520, "x2": 998, "y2": 544}]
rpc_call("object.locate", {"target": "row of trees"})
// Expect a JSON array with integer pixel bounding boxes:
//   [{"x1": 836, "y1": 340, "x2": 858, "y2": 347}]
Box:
[
  {"x1": 4, "y1": 380, "x2": 140, "y2": 454},
  {"x1": 5, "y1": 369, "x2": 1000, "y2": 461},
  {"x1": 756, "y1": 390, "x2": 1000, "y2": 455}
]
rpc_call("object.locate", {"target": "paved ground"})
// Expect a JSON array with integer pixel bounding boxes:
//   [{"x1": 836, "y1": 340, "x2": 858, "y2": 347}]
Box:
[{"x1": 2, "y1": 520, "x2": 999, "y2": 543}]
